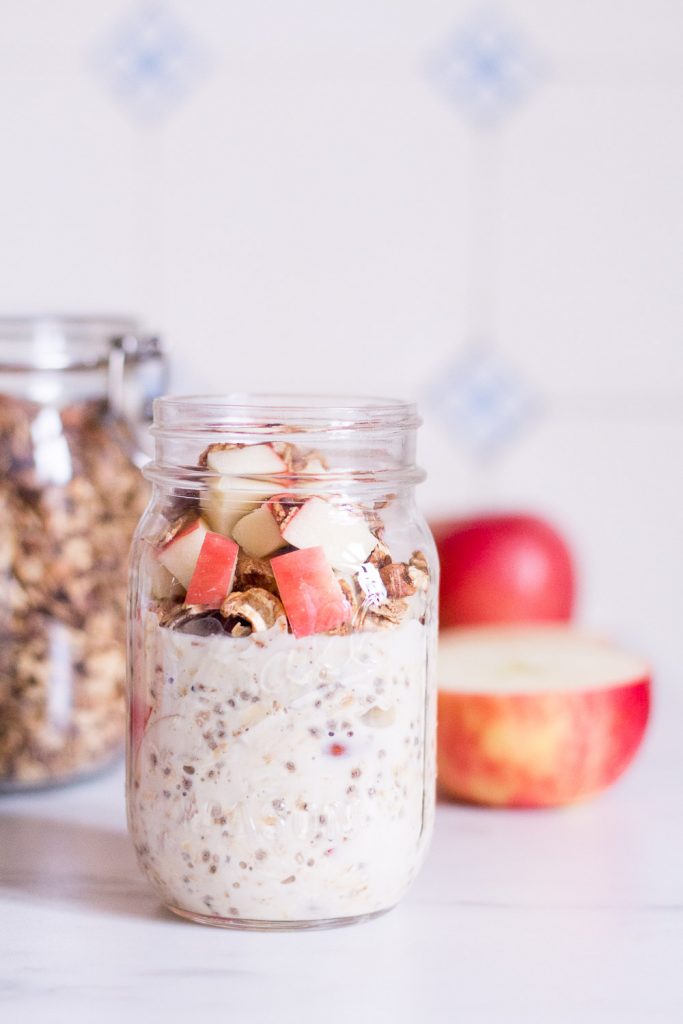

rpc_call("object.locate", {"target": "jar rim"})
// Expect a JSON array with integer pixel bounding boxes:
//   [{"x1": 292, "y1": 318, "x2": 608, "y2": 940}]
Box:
[
  {"x1": 147, "y1": 393, "x2": 425, "y2": 492},
  {"x1": 152, "y1": 392, "x2": 421, "y2": 433}
]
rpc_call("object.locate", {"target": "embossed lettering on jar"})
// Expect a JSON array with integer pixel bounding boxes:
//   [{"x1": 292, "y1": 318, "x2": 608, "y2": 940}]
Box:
[{"x1": 127, "y1": 394, "x2": 438, "y2": 930}]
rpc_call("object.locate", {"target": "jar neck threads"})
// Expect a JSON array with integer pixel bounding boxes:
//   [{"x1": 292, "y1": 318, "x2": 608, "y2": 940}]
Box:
[{"x1": 146, "y1": 393, "x2": 425, "y2": 494}]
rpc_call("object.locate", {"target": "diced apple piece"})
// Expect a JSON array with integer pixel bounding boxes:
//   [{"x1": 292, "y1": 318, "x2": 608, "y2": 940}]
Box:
[
  {"x1": 201, "y1": 475, "x2": 268, "y2": 536},
  {"x1": 271, "y1": 546, "x2": 351, "y2": 638},
  {"x1": 205, "y1": 443, "x2": 288, "y2": 476},
  {"x1": 149, "y1": 559, "x2": 185, "y2": 601},
  {"x1": 201, "y1": 444, "x2": 293, "y2": 536},
  {"x1": 273, "y1": 495, "x2": 376, "y2": 571},
  {"x1": 202, "y1": 450, "x2": 291, "y2": 537},
  {"x1": 185, "y1": 531, "x2": 239, "y2": 608},
  {"x1": 232, "y1": 504, "x2": 285, "y2": 559},
  {"x1": 157, "y1": 518, "x2": 208, "y2": 589}
]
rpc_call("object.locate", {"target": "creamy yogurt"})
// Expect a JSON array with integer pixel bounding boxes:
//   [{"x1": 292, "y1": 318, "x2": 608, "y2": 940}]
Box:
[{"x1": 128, "y1": 615, "x2": 435, "y2": 923}]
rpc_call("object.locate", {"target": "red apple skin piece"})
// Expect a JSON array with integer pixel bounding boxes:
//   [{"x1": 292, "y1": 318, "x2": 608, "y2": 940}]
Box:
[
  {"x1": 433, "y1": 514, "x2": 575, "y2": 628},
  {"x1": 271, "y1": 546, "x2": 351, "y2": 638},
  {"x1": 130, "y1": 697, "x2": 152, "y2": 754},
  {"x1": 438, "y1": 679, "x2": 650, "y2": 808},
  {"x1": 185, "y1": 531, "x2": 239, "y2": 608}
]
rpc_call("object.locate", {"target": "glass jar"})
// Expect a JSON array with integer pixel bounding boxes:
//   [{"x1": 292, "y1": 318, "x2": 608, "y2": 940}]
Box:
[
  {"x1": 127, "y1": 394, "x2": 438, "y2": 930},
  {"x1": 0, "y1": 316, "x2": 165, "y2": 790}
]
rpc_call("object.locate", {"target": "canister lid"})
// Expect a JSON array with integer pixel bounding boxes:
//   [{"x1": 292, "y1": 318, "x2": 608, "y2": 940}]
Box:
[{"x1": 0, "y1": 316, "x2": 162, "y2": 371}]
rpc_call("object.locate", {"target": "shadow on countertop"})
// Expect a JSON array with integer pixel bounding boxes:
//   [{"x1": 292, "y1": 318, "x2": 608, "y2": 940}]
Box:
[{"x1": 0, "y1": 813, "x2": 168, "y2": 922}]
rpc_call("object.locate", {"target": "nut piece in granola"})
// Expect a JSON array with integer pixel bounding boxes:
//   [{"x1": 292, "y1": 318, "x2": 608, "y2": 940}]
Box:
[
  {"x1": 363, "y1": 598, "x2": 409, "y2": 629},
  {"x1": 233, "y1": 551, "x2": 279, "y2": 595},
  {"x1": 367, "y1": 541, "x2": 392, "y2": 569},
  {"x1": 266, "y1": 493, "x2": 303, "y2": 531},
  {"x1": 379, "y1": 562, "x2": 417, "y2": 600},
  {"x1": 407, "y1": 550, "x2": 430, "y2": 592},
  {"x1": 221, "y1": 588, "x2": 287, "y2": 636}
]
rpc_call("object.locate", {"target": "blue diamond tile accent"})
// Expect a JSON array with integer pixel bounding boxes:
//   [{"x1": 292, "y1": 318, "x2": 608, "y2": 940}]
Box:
[
  {"x1": 426, "y1": 9, "x2": 543, "y2": 127},
  {"x1": 94, "y1": 1, "x2": 208, "y2": 124},
  {"x1": 426, "y1": 345, "x2": 538, "y2": 456}
]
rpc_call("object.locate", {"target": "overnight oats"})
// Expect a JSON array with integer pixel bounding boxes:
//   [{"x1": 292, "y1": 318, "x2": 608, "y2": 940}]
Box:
[{"x1": 127, "y1": 395, "x2": 438, "y2": 929}]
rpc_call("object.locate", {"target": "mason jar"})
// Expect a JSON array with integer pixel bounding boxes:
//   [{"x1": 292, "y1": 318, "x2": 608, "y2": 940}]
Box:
[
  {"x1": 0, "y1": 316, "x2": 165, "y2": 790},
  {"x1": 127, "y1": 394, "x2": 438, "y2": 929}
]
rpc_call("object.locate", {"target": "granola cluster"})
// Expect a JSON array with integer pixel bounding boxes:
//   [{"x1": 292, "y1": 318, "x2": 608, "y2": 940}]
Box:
[
  {"x1": 151, "y1": 440, "x2": 430, "y2": 640},
  {"x1": 0, "y1": 394, "x2": 148, "y2": 787}
]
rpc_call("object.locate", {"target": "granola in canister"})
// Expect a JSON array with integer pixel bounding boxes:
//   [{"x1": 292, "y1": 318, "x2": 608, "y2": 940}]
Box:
[{"x1": 0, "y1": 394, "x2": 148, "y2": 787}]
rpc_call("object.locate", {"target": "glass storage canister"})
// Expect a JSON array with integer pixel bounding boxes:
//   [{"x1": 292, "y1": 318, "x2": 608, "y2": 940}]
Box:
[
  {"x1": 0, "y1": 316, "x2": 165, "y2": 790},
  {"x1": 127, "y1": 394, "x2": 438, "y2": 930}
]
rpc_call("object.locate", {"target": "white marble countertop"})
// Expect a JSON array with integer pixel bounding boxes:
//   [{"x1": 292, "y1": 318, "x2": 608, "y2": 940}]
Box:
[{"x1": 2, "y1": 689, "x2": 682, "y2": 1024}]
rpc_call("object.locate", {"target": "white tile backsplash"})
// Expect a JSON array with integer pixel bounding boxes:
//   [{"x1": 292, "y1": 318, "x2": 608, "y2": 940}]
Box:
[{"x1": 0, "y1": 0, "x2": 680, "y2": 672}]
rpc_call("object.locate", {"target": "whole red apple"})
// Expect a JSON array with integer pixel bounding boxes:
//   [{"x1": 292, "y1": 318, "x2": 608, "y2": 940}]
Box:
[{"x1": 433, "y1": 514, "x2": 575, "y2": 628}]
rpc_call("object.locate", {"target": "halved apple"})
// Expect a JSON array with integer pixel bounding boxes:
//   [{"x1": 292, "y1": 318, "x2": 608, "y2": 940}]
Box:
[
  {"x1": 185, "y1": 531, "x2": 239, "y2": 608},
  {"x1": 271, "y1": 546, "x2": 351, "y2": 638},
  {"x1": 438, "y1": 625, "x2": 651, "y2": 807}
]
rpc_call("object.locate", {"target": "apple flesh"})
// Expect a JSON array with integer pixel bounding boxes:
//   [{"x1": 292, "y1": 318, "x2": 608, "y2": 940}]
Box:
[
  {"x1": 274, "y1": 495, "x2": 376, "y2": 572},
  {"x1": 205, "y1": 443, "x2": 288, "y2": 476},
  {"x1": 271, "y1": 546, "x2": 351, "y2": 638},
  {"x1": 157, "y1": 518, "x2": 208, "y2": 589},
  {"x1": 433, "y1": 514, "x2": 575, "y2": 628},
  {"x1": 185, "y1": 531, "x2": 239, "y2": 608},
  {"x1": 437, "y1": 626, "x2": 650, "y2": 807},
  {"x1": 149, "y1": 558, "x2": 184, "y2": 601},
  {"x1": 202, "y1": 443, "x2": 290, "y2": 536},
  {"x1": 232, "y1": 503, "x2": 285, "y2": 559},
  {"x1": 202, "y1": 476, "x2": 264, "y2": 536}
]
